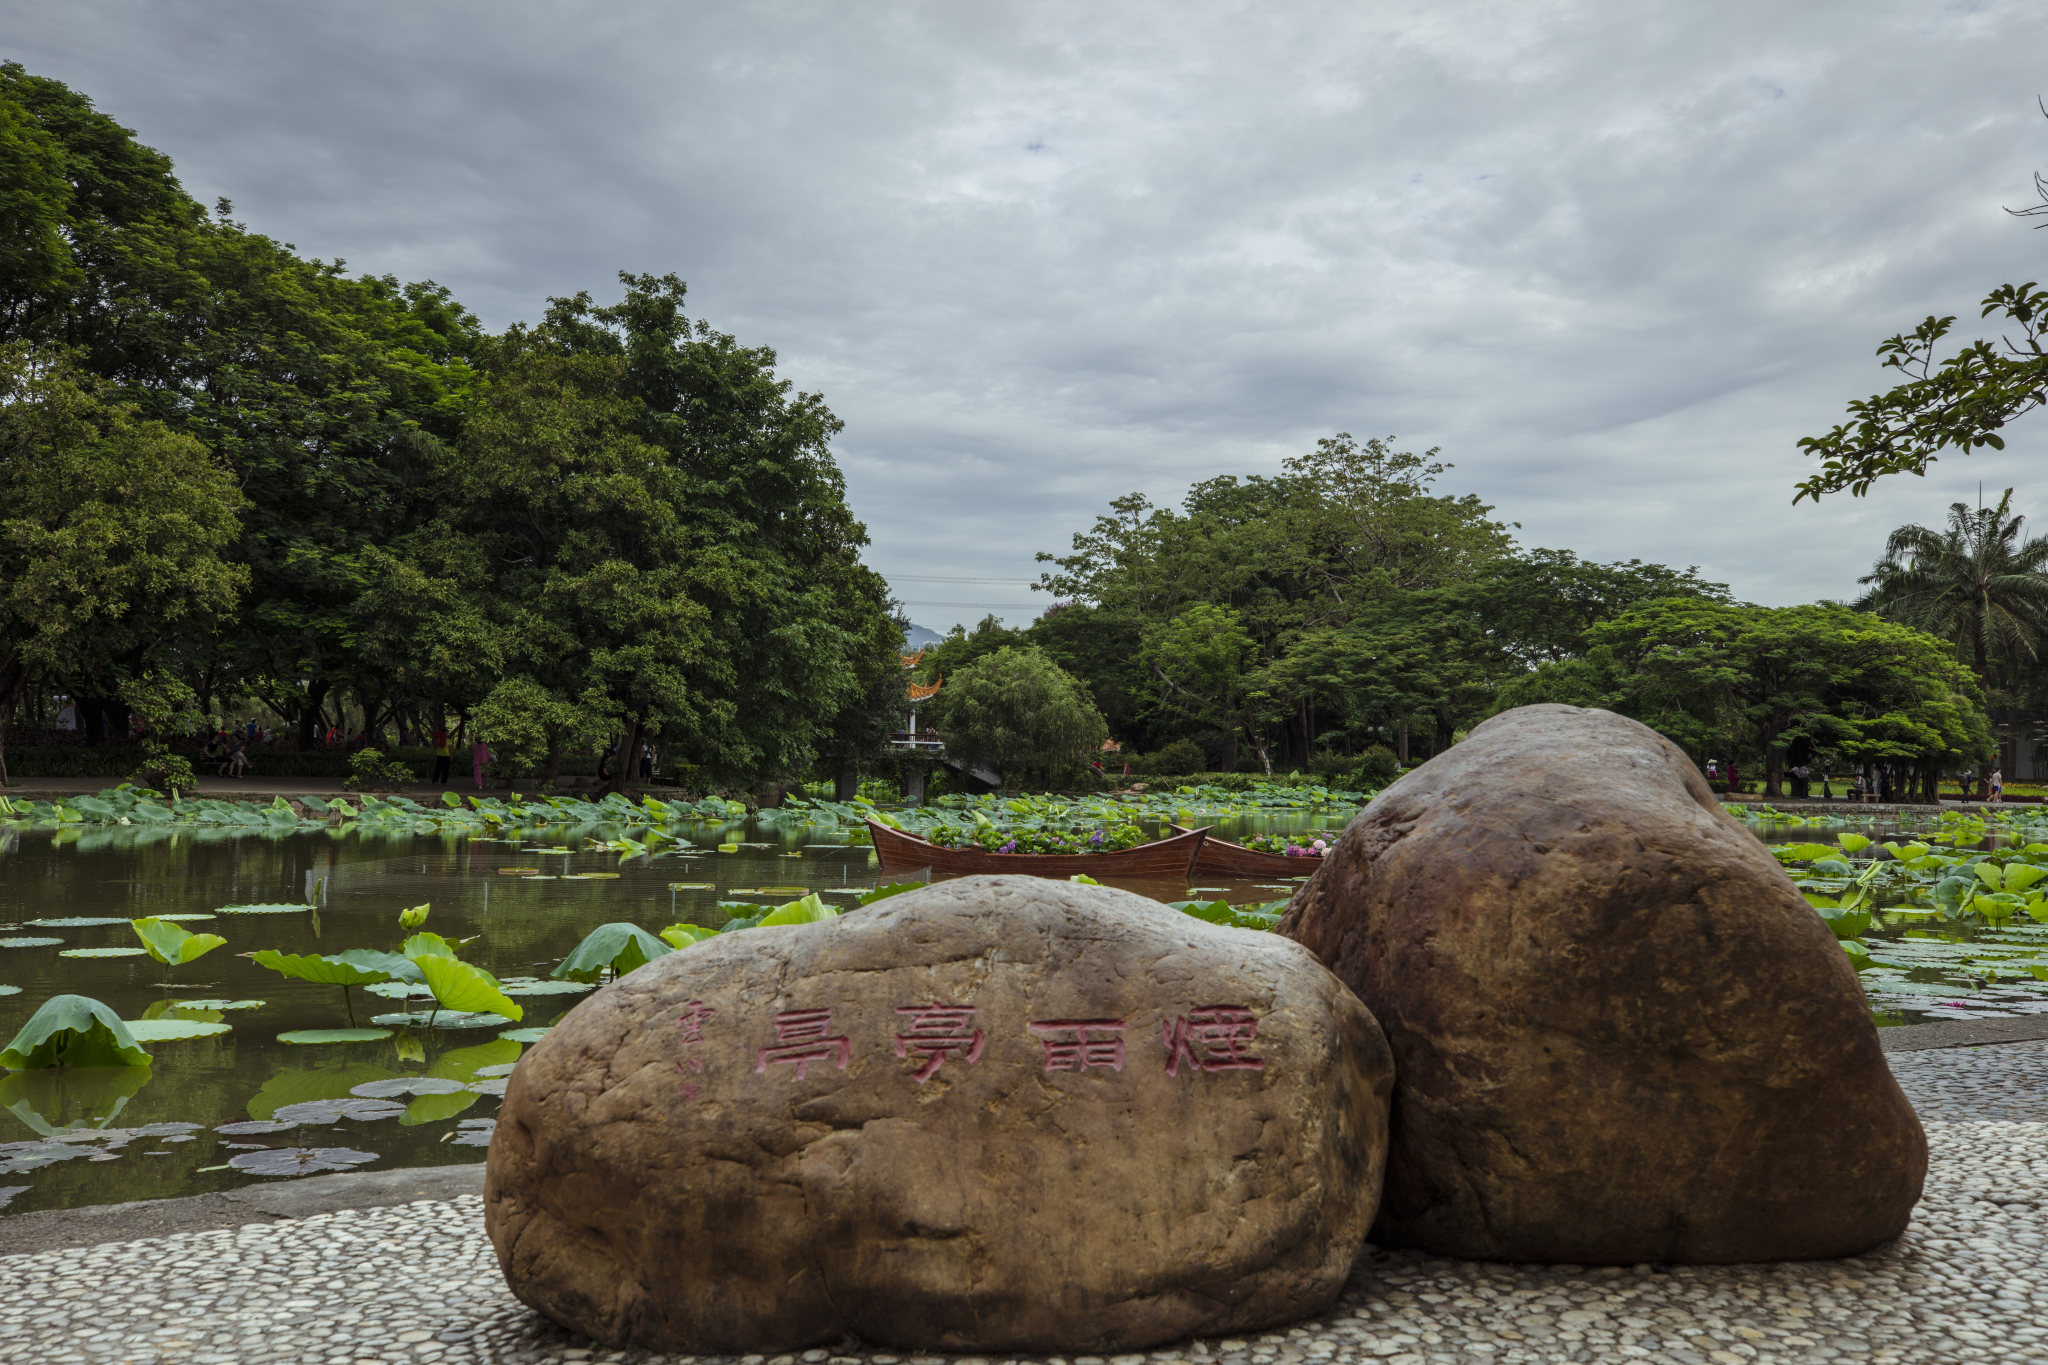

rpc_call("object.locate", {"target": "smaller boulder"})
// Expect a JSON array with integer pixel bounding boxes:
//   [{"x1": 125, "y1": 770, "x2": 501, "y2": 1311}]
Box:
[{"x1": 487, "y1": 875, "x2": 1394, "y2": 1354}]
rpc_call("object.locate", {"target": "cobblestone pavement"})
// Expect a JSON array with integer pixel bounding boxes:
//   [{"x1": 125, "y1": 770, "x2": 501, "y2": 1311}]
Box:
[
  {"x1": 1887, "y1": 1039, "x2": 2048, "y2": 1121},
  {"x1": 2, "y1": 1062, "x2": 2043, "y2": 1365}
]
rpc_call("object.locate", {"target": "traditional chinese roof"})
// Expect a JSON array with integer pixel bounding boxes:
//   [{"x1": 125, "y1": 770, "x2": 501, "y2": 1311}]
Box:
[
  {"x1": 907, "y1": 678, "x2": 943, "y2": 702},
  {"x1": 1100, "y1": 739, "x2": 1122, "y2": 751},
  {"x1": 900, "y1": 649, "x2": 925, "y2": 669}
]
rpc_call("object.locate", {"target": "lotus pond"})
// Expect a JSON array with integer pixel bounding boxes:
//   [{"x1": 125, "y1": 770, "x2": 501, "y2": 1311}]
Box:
[
  {"x1": 0, "y1": 786, "x2": 1352, "y2": 1214},
  {"x1": 5, "y1": 784, "x2": 2042, "y2": 1217}
]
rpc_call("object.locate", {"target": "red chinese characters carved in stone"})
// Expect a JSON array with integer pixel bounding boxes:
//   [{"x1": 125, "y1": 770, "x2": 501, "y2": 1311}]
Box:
[
  {"x1": 756, "y1": 1007, "x2": 852, "y2": 1080},
  {"x1": 1162, "y1": 1005, "x2": 1266, "y2": 1076},
  {"x1": 675, "y1": 1000, "x2": 717, "y2": 1044},
  {"x1": 1027, "y1": 1018, "x2": 1127, "y2": 1073},
  {"x1": 893, "y1": 1002, "x2": 986, "y2": 1082}
]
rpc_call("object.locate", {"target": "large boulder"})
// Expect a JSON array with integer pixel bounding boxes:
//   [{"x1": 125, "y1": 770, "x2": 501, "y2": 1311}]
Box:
[
  {"x1": 487, "y1": 875, "x2": 1394, "y2": 1354},
  {"x1": 1278, "y1": 703, "x2": 1926, "y2": 1264}
]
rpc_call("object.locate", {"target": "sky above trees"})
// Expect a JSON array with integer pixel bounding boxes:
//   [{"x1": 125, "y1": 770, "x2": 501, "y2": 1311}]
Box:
[{"x1": 9, "y1": 0, "x2": 2046, "y2": 630}]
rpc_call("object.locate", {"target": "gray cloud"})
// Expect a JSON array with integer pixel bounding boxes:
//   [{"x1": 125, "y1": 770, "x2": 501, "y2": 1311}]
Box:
[{"x1": 7, "y1": 0, "x2": 2046, "y2": 628}]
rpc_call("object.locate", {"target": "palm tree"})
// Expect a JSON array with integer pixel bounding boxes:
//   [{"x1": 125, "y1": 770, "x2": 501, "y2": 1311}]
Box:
[{"x1": 1858, "y1": 489, "x2": 2048, "y2": 785}]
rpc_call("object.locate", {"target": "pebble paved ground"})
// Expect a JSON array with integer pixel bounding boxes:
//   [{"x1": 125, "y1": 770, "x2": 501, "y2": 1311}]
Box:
[{"x1": 2, "y1": 1047, "x2": 2042, "y2": 1365}]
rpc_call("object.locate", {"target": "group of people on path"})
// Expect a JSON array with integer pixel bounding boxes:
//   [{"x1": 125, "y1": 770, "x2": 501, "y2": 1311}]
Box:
[
  {"x1": 428, "y1": 729, "x2": 495, "y2": 790},
  {"x1": 1702, "y1": 758, "x2": 2007, "y2": 804}
]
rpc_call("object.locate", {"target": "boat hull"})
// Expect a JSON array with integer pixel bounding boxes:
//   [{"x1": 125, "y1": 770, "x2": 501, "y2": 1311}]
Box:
[
  {"x1": 866, "y1": 819, "x2": 1208, "y2": 880},
  {"x1": 1172, "y1": 825, "x2": 1326, "y2": 878}
]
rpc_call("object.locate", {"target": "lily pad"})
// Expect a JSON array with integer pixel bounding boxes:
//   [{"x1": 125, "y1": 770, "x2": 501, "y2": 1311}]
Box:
[
  {"x1": 370, "y1": 1010, "x2": 514, "y2": 1030},
  {"x1": 227, "y1": 1146, "x2": 378, "y2": 1177},
  {"x1": 497, "y1": 868, "x2": 541, "y2": 876},
  {"x1": 496, "y1": 978, "x2": 594, "y2": 997},
  {"x1": 0, "y1": 938, "x2": 64, "y2": 948},
  {"x1": 0, "y1": 986, "x2": 18, "y2": 996},
  {"x1": 215, "y1": 904, "x2": 312, "y2": 915},
  {"x1": 349, "y1": 1077, "x2": 468, "y2": 1098},
  {"x1": 498, "y1": 1027, "x2": 550, "y2": 1043},
  {"x1": 152, "y1": 914, "x2": 218, "y2": 922},
  {"x1": 123, "y1": 1020, "x2": 231, "y2": 1041},
  {"x1": 24, "y1": 917, "x2": 130, "y2": 928},
  {"x1": 278, "y1": 1028, "x2": 394, "y2": 1045},
  {"x1": 59, "y1": 947, "x2": 148, "y2": 958},
  {"x1": 472, "y1": 1062, "x2": 518, "y2": 1078},
  {"x1": 177, "y1": 998, "x2": 265, "y2": 1011},
  {"x1": 215, "y1": 1119, "x2": 296, "y2": 1135},
  {"x1": 271, "y1": 1097, "x2": 407, "y2": 1124}
]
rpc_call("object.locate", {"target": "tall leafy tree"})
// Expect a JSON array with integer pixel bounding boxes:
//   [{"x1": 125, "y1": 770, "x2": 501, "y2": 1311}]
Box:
[
  {"x1": 0, "y1": 345, "x2": 246, "y2": 783},
  {"x1": 931, "y1": 646, "x2": 1108, "y2": 787}
]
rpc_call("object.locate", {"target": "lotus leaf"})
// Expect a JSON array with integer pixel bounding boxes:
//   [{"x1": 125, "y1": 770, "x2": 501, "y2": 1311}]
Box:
[
  {"x1": 498, "y1": 1027, "x2": 550, "y2": 1042},
  {"x1": 278, "y1": 1028, "x2": 395, "y2": 1044},
  {"x1": 350, "y1": 1077, "x2": 468, "y2": 1098},
  {"x1": 1840, "y1": 939, "x2": 1879, "y2": 972},
  {"x1": 858, "y1": 881, "x2": 921, "y2": 907},
  {"x1": 402, "y1": 932, "x2": 459, "y2": 961},
  {"x1": 414, "y1": 956, "x2": 524, "y2": 1022},
  {"x1": 2005, "y1": 864, "x2": 2048, "y2": 893},
  {"x1": 659, "y1": 923, "x2": 719, "y2": 949},
  {"x1": 131, "y1": 917, "x2": 228, "y2": 969},
  {"x1": 1974, "y1": 863, "x2": 2007, "y2": 890},
  {"x1": 252, "y1": 950, "x2": 400, "y2": 987},
  {"x1": 227, "y1": 1146, "x2": 378, "y2": 1177},
  {"x1": 178, "y1": 998, "x2": 265, "y2": 1011},
  {"x1": 25, "y1": 917, "x2": 130, "y2": 928},
  {"x1": 551, "y1": 922, "x2": 673, "y2": 982},
  {"x1": 1837, "y1": 833, "x2": 1872, "y2": 854},
  {"x1": 1, "y1": 938, "x2": 64, "y2": 948},
  {"x1": 371, "y1": 1010, "x2": 510, "y2": 1029},
  {"x1": 0, "y1": 987, "x2": 19, "y2": 997},
  {"x1": 217, "y1": 904, "x2": 311, "y2": 915},
  {"x1": 247, "y1": 1062, "x2": 400, "y2": 1120},
  {"x1": 59, "y1": 947, "x2": 147, "y2": 958},
  {"x1": 123, "y1": 1019, "x2": 231, "y2": 1042},
  {"x1": 1774, "y1": 843, "x2": 1837, "y2": 862},
  {"x1": 0, "y1": 995, "x2": 152, "y2": 1068},
  {"x1": 399, "y1": 903, "x2": 431, "y2": 929},
  {"x1": 272, "y1": 1096, "x2": 406, "y2": 1123},
  {"x1": 759, "y1": 893, "x2": 838, "y2": 926}
]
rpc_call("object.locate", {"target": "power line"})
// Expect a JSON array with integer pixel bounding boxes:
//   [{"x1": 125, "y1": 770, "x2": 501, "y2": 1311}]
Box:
[{"x1": 887, "y1": 575, "x2": 1044, "y2": 585}]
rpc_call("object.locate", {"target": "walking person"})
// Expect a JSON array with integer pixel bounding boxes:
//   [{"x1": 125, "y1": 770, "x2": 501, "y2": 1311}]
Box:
[
  {"x1": 1879, "y1": 767, "x2": 1893, "y2": 804},
  {"x1": 431, "y1": 728, "x2": 452, "y2": 785},
  {"x1": 638, "y1": 743, "x2": 653, "y2": 783},
  {"x1": 1991, "y1": 768, "x2": 2005, "y2": 804},
  {"x1": 471, "y1": 737, "x2": 493, "y2": 791}
]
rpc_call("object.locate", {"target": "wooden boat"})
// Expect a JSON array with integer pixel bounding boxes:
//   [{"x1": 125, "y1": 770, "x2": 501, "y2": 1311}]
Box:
[
  {"x1": 1172, "y1": 824, "x2": 1325, "y2": 878},
  {"x1": 866, "y1": 818, "x2": 1209, "y2": 880}
]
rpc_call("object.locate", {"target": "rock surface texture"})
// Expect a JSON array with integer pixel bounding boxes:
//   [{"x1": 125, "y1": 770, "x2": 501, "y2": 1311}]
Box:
[
  {"x1": 486, "y1": 875, "x2": 1395, "y2": 1354},
  {"x1": 1278, "y1": 703, "x2": 1927, "y2": 1265}
]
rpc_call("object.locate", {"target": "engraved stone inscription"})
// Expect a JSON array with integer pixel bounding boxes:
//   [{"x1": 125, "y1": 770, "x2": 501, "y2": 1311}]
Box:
[
  {"x1": 1163, "y1": 1005, "x2": 1265, "y2": 1076},
  {"x1": 1027, "y1": 1017, "x2": 1128, "y2": 1073},
  {"x1": 894, "y1": 1002, "x2": 986, "y2": 1082},
  {"x1": 756, "y1": 1007, "x2": 852, "y2": 1079}
]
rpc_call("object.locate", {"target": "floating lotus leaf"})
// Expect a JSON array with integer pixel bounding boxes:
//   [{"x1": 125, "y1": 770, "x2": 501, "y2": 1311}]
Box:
[
  {"x1": 271, "y1": 1096, "x2": 406, "y2": 1124},
  {"x1": 227, "y1": 1146, "x2": 378, "y2": 1177},
  {"x1": 59, "y1": 947, "x2": 148, "y2": 958},
  {"x1": 0, "y1": 986, "x2": 18, "y2": 996},
  {"x1": 0, "y1": 995, "x2": 151, "y2": 1068},
  {"x1": 370, "y1": 1010, "x2": 512, "y2": 1030},
  {"x1": 152, "y1": 914, "x2": 218, "y2": 922},
  {"x1": 216, "y1": 904, "x2": 311, "y2": 915},
  {"x1": 498, "y1": 1027, "x2": 550, "y2": 1042},
  {"x1": 177, "y1": 998, "x2": 265, "y2": 1011},
  {"x1": 495, "y1": 978, "x2": 593, "y2": 996},
  {"x1": 123, "y1": 1019, "x2": 231, "y2": 1042},
  {"x1": 472, "y1": 1062, "x2": 518, "y2": 1078},
  {"x1": 215, "y1": 1119, "x2": 296, "y2": 1135},
  {"x1": 349, "y1": 1077, "x2": 468, "y2": 1098},
  {"x1": 1, "y1": 938, "x2": 64, "y2": 948},
  {"x1": 278, "y1": 1028, "x2": 394, "y2": 1045},
  {"x1": 24, "y1": 917, "x2": 130, "y2": 928},
  {"x1": 365, "y1": 981, "x2": 430, "y2": 999}
]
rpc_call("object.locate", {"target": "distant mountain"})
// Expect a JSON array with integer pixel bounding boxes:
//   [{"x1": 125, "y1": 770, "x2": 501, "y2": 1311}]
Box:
[{"x1": 903, "y1": 622, "x2": 944, "y2": 649}]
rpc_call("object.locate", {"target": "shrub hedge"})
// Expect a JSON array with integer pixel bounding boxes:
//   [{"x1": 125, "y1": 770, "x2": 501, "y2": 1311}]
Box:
[{"x1": 1, "y1": 745, "x2": 602, "y2": 780}]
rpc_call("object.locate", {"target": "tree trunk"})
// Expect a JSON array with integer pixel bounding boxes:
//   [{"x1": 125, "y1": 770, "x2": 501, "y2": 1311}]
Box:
[
  {"x1": 543, "y1": 736, "x2": 564, "y2": 790},
  {"x1": 834, "y1": 763, "x2": 859, "y2": 800},
  {"x1": 607, "y1": 714, "x2": 644, "y2": 795},
  {"x1": 1765, "y1": 743, "x2": 1784, "y2": 798},
  {"x1": 1395, "y1": 722, "x2": 1409, "y2": 766},
  {"x1": 297, "y1": 679, "x2": 330, "y2": 751}
]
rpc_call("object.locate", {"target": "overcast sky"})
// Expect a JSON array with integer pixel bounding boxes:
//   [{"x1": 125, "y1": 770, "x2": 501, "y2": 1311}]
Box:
[{"x1": 8, "y1": 1, "x2": 2048, "y2": 632}]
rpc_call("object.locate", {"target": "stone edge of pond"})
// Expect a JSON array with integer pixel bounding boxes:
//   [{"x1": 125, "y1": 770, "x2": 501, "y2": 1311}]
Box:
[
  {"x1": 0, "y1": 1160, "x2": 485, "y2": 1258},
  {"x1": 1878, "y1": 1012, "x2": 2048, "y2": 1053}
]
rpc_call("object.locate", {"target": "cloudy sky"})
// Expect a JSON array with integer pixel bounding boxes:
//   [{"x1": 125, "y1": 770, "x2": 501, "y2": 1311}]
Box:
[{"x1": 8, "y1": 1, "x2": 2048, "y2": 631}]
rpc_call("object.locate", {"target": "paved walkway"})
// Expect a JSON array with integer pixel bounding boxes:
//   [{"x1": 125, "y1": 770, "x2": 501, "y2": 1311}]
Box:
[{"x1": 1, "y1": 1041, "x2": 2043, "y2": 1365}]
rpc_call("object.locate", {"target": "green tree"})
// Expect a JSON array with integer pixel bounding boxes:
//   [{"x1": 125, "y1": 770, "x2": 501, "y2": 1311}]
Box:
[
  {"x1": 932, "y1": 645, "x2": 1109, "y2": 788},
  {"x1": 0, "y1": 345, "x2": 246, "y2": 784},
  {"x1": 1520, "y1": 598, "x2": 1991, "y2": 798},
  {"x1": 1793, "y1": 123, "x2": 2048, "y2": 502}
]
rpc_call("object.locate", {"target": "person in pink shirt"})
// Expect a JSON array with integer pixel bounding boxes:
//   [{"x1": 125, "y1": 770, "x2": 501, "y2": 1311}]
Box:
[{"x1": 471, "y1": 738, "x2": 493, "y2": 791}]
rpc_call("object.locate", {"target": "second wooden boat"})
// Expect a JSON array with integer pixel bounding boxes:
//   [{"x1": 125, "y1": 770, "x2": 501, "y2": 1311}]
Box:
[
  {"x1": 1172, "y1": 824, "x2": 1326, "y2": 878},
  {"x1": 866, "y1": 818, "x2": 1209, "y2": 880}
]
